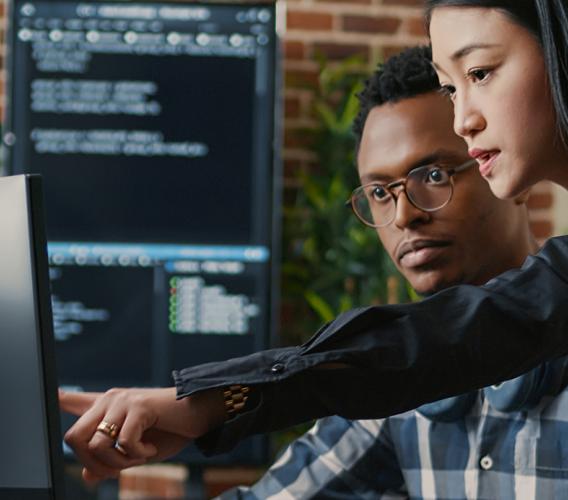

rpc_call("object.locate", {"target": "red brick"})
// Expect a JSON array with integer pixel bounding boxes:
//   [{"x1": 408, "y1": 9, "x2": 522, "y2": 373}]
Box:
[
  {"x1": 342, "y1": 15, "x2": 401, "y2": 34},
  {"x1": 306, "y1": 160, "x2": 324, "y2": 173},
  {"x1": 313, "y1": 42, "x2": 370, "y2": 61},
  {"x1": 382, "y1": 45, "x2": 408, "y2": 60},
  {"x1": 279, "y1": 300, "x2": 297, "y2": 325},
  {"x1": 285, "y1": 96, "x2": 301, "y2": 118},
  {"x1": 285, "y1": 126, "x2": 315, "y2": 149},
  {"x1": 287, "y1": 11, "x2": 333, "y2": 31},
  {"x1": 283, "y1": 158, "x2": 302, "y2": 176},
  {"x1": 530, "y1": 220, "x2": 553, "y2": 239},
  {"x1": 120, "y1": 476, "x2": 184, "y2": 497},
  {"x1": 528, "y1": 192, "x2": 554, "y2": 210},
  {"x1": 406, "y1": 16, "x2": 428, "y2": 37},
  {"x1": 383, "y1": 0, "x2": 423, "y2": 5},
  {"x1": 315, "y1": 0, "x2": 371, "y2": 4},
  {"x1": 285, "y1": 68, "x2": 320, "y2": 89},
  {"x1": 284, "y1": 40, "x2": 306, "y2": 60}
]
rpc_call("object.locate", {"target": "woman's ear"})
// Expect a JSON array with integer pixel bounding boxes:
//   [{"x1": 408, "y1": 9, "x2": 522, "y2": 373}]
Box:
[{"x1": 514, "y1": 189, "x2": 531, "y2": 205}]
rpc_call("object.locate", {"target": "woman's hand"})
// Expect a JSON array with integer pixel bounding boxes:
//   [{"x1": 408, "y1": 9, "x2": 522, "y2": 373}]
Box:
[{"x1": 59, "y1": 387, "x2": 225, "y2": 483}]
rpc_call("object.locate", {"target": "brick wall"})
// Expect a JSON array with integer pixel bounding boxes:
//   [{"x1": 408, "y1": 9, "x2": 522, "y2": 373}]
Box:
[{"x1": 282, "y1": 0, "x2": 426, "y2": 195}]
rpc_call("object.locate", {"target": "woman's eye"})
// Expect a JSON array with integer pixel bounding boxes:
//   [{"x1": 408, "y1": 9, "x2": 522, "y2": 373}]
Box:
[{"x1": 468, "y1": 68, "x2": 490, "y2": 83}]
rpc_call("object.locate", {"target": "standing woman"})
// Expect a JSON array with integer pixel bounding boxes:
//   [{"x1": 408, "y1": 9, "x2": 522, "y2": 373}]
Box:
[
  {"x1": 61, "y1": 0, "x2": 568, "y2": 483},
  {"x1": 426, "y1": 0, "x2": 568, "y2": 197}
]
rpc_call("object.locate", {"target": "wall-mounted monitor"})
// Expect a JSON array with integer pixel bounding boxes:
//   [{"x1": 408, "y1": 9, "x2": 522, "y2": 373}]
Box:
[{"x1": 5, "y1": 0, "x2": 281, "y2": 465}]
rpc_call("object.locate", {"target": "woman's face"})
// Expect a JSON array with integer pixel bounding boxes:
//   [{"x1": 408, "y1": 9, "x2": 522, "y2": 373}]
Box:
[{"x1": 429, "y1": 7, "x2": 568, "y2": 198}]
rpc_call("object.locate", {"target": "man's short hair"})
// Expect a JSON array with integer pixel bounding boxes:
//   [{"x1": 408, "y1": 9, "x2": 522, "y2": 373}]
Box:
[{"x1": 353, "y1": 45, "x2": 439, "y2": 152}]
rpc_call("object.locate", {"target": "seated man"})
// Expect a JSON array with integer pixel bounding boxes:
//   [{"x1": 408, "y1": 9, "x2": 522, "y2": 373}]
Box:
[{"x1": 218, "y1": 46, "x2": 567, "y2": 499}]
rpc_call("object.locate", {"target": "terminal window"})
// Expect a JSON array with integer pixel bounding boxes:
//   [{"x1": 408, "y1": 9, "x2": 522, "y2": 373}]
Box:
[{"x1": 6, "y1": 1, "x2": 279, "y2": 401}]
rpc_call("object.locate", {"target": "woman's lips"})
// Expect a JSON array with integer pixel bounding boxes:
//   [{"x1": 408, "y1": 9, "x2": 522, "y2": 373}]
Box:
[
  {"x1": 398, "y1": 242, "x2": 450, "y2": 268},
  {"x1": 477, "y1": 152, "x2": 500, "y2": 177},
  {"x1": 469, "y1": 149, "x2": 501, "y2": 177}
]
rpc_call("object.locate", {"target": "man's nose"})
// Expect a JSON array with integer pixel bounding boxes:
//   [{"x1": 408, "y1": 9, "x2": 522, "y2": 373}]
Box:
[{"x1": 392, "y1": 190, "x2": 430, "y2": 230}]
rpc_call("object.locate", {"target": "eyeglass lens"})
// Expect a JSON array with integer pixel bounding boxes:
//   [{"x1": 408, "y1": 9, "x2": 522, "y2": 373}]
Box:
[{"x1": 353, "y1": 166, "x2": 453, "y2": 227}]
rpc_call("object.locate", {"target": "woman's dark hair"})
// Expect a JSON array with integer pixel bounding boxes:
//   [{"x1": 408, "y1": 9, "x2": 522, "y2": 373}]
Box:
[{"x1": 425, "y1": 0, "x2": 568, "y2": 145}]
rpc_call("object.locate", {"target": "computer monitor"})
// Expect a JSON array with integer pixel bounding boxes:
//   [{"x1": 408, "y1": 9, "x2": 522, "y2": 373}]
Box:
[
  {"x1": 0, "y1": 174, "x2": 65, "y2": 499},
  {"x1": 5, "y1": 0, "x2": 280, "y2": 465}
]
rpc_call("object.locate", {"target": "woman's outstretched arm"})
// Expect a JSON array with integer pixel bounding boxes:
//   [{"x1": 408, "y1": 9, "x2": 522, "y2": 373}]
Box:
[{"x1": 173, "y1": 235, "x2": 568, "y2": 454}]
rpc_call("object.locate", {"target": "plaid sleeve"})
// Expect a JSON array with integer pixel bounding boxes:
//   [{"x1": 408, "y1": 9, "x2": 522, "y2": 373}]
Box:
[{"x1": 215, "y1": 416, "x2": 407, "y2": 499}]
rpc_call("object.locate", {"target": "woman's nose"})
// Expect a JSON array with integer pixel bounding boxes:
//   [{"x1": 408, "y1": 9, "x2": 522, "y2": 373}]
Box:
[{"x1": 453, "y1": 93, "x2": 486, "y2": 139}]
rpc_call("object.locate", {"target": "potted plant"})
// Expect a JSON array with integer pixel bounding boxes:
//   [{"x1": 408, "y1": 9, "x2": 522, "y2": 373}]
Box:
[{"x1": 281, "y1": 55, "x2": 410, "y2": 345}]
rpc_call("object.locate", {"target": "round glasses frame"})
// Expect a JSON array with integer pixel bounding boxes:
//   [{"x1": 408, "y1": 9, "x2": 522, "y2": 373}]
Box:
[{"x1": 346, "y1": 159, "x2": 477, "y2": 228}]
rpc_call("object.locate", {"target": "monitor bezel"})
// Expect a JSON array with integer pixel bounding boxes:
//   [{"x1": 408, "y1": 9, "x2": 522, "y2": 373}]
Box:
[
  {"x1": 27, "y1": 174, "x2": 67, "y2": 499},
  {"x1": 0, "y1": 175, "x2": 66, "y2": 499}
]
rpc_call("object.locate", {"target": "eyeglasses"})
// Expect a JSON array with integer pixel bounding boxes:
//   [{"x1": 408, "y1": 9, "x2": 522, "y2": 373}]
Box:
[{"x1": 347, "y1": 159, "x2": 477, "y2": 228}]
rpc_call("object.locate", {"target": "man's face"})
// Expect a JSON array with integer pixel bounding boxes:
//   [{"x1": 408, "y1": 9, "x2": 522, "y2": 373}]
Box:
[{"x1": 357, "y1": 92, "x2": 531, "y2": 294}]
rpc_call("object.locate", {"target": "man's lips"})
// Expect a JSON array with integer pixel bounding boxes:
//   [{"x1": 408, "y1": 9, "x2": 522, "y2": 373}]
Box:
[
  {"x1": 397, "y1": 240, "x2": 451, "y2": 268},
  {"x1": 468, "y1": 148, "x2": 501, "y2": 177}
]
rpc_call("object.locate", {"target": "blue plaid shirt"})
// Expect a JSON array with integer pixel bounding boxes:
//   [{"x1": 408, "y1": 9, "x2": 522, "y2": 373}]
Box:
[{"x1": 218, "y1": 381, "x2": 568, "y2": 499}]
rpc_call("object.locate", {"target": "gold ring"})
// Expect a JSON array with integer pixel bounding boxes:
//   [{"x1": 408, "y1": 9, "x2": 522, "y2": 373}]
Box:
[{"x1": 96, "y1": 420, "x2": 120, "y2": 440}]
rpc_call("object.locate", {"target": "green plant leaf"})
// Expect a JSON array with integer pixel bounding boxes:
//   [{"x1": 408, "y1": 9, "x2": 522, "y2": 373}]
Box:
[
  {"x1": 314, "y1": 102, "x2": 340, "y2": 131},
  {"x1": 407, "y1": 283, "x2": 421, "y2": 302},
  {"x1": 304, "y1": 290, "x2": 335, "y2": 323},
  {"x1": 339, "y1": 293, "x2": 353, "y2": 313},
  {"x1": 280, "y1": 52, "x2": 411, "y2": 343},
  {"x1": 340, "y1": 88, "x2": 363, "y2": 129}
]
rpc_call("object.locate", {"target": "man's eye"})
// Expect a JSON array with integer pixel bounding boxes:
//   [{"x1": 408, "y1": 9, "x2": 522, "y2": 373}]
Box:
[
  {"x1": 371, "y1": 186, "x2": 389, "y2": 202},
  {"x1": 439, "y1": 84, "x2": 456, "y2": 100},
  {"x1": 425, "y1": 168, "x2": 448, "y2": 184}
]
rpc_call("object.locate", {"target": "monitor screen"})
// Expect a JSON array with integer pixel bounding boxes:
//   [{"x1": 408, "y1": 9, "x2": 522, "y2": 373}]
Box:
[
  {"x1": 6, "y1": 0, "x2": 280, "y2": 465},
  {"x1": 0, "y1": 174, "x2": 65, "y2": 499}
]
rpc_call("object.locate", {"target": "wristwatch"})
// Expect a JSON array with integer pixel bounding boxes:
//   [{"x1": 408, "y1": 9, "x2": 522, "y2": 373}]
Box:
[{"x1": 223, "y1": 384, "x2": 251, "y2": 418}]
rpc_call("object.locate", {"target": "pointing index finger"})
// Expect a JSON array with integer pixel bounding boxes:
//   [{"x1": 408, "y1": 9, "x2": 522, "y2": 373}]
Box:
[{"x1": 59, "y1": 390, "x2": 102, "y2": 416}]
